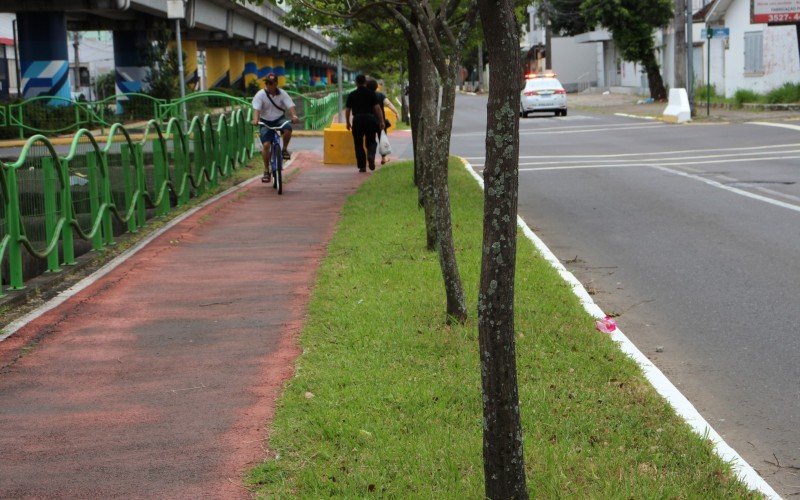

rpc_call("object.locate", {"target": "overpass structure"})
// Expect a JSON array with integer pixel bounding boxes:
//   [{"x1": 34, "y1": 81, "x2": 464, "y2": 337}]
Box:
[{"x1": 0, "y1": 0, "x2": 342, "y2": 101}]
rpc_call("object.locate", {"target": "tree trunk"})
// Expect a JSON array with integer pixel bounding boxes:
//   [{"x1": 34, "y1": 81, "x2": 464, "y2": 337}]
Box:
[
  {"x1": 643, "y1": 49, "x2": 667, "y2": 101},
  {"x1": 417, "y1": 47, "x2": 439, "y2": 252},
  {"x1": 407, "y1": 42, "x2": 422, "y2": 188},
  {"x1": 476, "y1": 0, "x2": 528, "y2": 496},
  {"x1": 429, "y1": 60, "x2": 467, "y2": 323},
  {"x1": 673, "y1": 0, "x2": 687, "y2": 90}
]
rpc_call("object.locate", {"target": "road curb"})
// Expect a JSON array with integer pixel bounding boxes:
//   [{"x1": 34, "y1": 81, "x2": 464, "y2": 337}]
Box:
[{"x1": 458, "y1": 156, "x2": 781, "y2": 500}]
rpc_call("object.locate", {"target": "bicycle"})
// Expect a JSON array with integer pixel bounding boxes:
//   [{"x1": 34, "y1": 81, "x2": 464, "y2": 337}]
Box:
[{"x1": 259, "y1": 119, "x2": 292, "y2": 195}]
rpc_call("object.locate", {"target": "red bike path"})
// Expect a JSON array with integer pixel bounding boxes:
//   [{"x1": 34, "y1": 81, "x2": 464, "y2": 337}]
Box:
[{"x1": 0, "y1": 151, "x2": 371, "y2": 498}]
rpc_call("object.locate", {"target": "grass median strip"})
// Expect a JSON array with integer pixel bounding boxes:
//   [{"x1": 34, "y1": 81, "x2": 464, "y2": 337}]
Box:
[{"x1": 249, "y1": 158, "x2": 756, "y2": 498}]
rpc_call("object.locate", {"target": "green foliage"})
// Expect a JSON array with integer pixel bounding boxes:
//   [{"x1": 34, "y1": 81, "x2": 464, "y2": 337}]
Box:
[
  {"x1": 540, "y1": 0, "x2": 589, "y2": 36},
  {"x1": 245, "y1": 79, "x2": 261, "y2": 97},
  {"x1": 580, "y1": 0, "x2": 672, "y2": 65},
  {"x1": 248, "y1": 159, "x2": 757, "y2": 498},
  {"x1": 143, "y1": 22, "x2": 182, "y2": 100},
  {"x1": 765, "y1": 82, "x2": 800, "y2": 103},
  {"x1": 95, "y1": 72, "x2": 116, "y2": 101},
  {"x1": 733, "y1": 89, "x2": 760, "y2": 106},
  {"x1": 695, "y1": 83, "x2": 718, "y2": 101}
]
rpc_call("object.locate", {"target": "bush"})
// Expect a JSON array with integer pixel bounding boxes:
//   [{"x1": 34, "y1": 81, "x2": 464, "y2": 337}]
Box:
[
  {"x1": 765, "y1": 82, "x2": 800, "y2": 104},
  {"x1": 694, "y1": 83, "x2": 718, "y2": 101},
  {"x1": 733, "y1": 89, "x2": 760, "y2": 106}
]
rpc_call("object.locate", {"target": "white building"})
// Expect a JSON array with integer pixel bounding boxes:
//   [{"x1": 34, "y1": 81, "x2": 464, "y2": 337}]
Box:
[
  {"x1": 526, "y1": 0, "x2": 800, "y2": 99},
  {"x1": 521, "y1": 5, "x2": 598, "y2": 92},
  {"x1": 700, "y1": 0, "x2": 800, "y2": 97}
]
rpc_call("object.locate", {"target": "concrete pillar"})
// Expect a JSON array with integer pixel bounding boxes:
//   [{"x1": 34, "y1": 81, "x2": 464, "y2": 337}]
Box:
[
  {"x1": 273, "y1": 57, "x2": 285, "y2": 87},
  {"x1": 182, "y1": 40, "x2": 199, "y2": 90},
  {"x1": 113, "y1": 29, "x2": 149, "y2": 113},
  {"x1": 284, "y1": 60, "x2": 295, "y2": 85},
  {"x1": 17, "y1": 12, "x2": 70, "y2": 101},
  {"x1": 229, "y1": 49, "x2": 244, "y2": 90},
  {"x1": 205, "y1": 47, "x2": 230, "y2": 88},
  {"x1": 312, "y1": 67, "x2": 321, "y2": 86},
  {"x1": 244, "y1": 51, "x2": 258, "y2": 91},
  {"x1": 324, "y1": 68, "x2": 332, "y2": 85},
  {"x1": 258, "y1": 54, "x2": 273, "y2": 87}
]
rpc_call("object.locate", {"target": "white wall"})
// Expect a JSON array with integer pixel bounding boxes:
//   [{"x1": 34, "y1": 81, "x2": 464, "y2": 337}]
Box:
[
  {"x1": 551, "y1": 37, "x2": 598, "y2": 90},
  {"x1": 722, "y1": 0, "x2": 800, "y2": 97}
]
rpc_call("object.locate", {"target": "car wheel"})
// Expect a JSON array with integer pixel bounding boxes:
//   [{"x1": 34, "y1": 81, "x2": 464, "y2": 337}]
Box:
[
  {"x1": 562, "y1": 109, "x2": 568, "y2": 117},
  {"x1": 522, "y1": 111, "x2": 529, "y2": 118}
]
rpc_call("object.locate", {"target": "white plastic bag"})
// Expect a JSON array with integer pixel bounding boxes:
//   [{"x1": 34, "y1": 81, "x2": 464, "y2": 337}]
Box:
[{"x1": 379, "y1": 130, "x2": 392, "y2": 156}]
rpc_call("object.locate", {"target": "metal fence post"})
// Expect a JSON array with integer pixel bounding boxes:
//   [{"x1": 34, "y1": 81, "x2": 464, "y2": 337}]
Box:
[
  {"x1": 42, "y1": 156, "x2": 62, "y2": 273},
  {"x1": 59, "y1": 158, "x2": 76, "y2": 265}
]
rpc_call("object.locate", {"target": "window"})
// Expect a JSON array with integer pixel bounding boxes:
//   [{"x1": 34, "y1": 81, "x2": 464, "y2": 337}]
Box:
[{"x1": 744, "y1": 31, "x2": 763, "y2": 73}]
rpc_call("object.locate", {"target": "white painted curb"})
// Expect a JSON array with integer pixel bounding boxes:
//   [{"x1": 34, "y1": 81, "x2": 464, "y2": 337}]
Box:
[{"x1": 460, "y1": 158, "x2": 780, "y2": 500}]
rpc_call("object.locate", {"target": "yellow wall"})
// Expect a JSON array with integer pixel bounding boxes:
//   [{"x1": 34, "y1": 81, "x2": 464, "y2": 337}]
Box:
[
  {"x1": 205, "y1": 47, "x2": 230, "y2": 88},
  {"x1": 273, "y1": 57, "x2": 286, "y2": 87},
  {"x1": 229, "y1": 49, "x2": 244, "y2": 89},
  {"x1": 168, "y1": 40, "x2": 198, "y2": 90},
  {"x1": 244, "y1": 51, "x2": 258, "y2": 90}
]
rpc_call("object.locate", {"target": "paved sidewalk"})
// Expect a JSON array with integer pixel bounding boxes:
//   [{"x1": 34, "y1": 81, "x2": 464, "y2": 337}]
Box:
[{"x1": 0, "y1": 150, "x2": 378, "y2": 498}]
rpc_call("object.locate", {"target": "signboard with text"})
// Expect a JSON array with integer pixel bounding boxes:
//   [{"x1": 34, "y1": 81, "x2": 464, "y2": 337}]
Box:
[
  {"x1": 701, "y1": 27, "x2": 730, "y2": 38},
  {"x1": 752, "y1": 0, "x2": 800, "y2": 25}
]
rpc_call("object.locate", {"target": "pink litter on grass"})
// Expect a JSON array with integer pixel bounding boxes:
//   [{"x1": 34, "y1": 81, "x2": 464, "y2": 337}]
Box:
[{"x1": 595, "y1": 316, "x2": 617, "y2": 334}]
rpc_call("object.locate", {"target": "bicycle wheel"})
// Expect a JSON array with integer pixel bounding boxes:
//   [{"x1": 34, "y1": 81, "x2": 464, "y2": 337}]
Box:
[
  {"x1": 271, "y1": 144, "x2": 280, "y2": 191},
  {"x1": 275, "y1": 153, "x2": 283, "y2": 195}
]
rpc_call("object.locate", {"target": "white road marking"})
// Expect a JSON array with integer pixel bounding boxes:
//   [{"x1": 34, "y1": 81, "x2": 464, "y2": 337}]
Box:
[
  {"x1": 460, "y1": 142, "x2": 800, "y2": 162},
  {"x1": 459, "y1": 157, "x2": 781, "y2": 500},
  {"x1": 748, "y1": 121, "x2": 800, "y2": 132},
  {"x1": 614, "y1": 112, "x2": 658, "y2": 120},
  {"x1": 453, "y1": 121, "x2": 663, "y2": 138}
]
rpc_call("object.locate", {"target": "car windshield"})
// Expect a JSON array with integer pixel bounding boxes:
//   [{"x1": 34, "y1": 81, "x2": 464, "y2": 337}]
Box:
[{"x1": 524, "y1": 78, "x2": 562, "y2": 90}]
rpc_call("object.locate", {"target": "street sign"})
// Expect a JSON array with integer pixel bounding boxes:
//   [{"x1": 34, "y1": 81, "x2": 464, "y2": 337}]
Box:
[
  {"x1": 752, "y1": 0, "x2": 800, "y2": 25},
  {"x1": 701, "y1": 27, "x2": 730, "y2": 39}
]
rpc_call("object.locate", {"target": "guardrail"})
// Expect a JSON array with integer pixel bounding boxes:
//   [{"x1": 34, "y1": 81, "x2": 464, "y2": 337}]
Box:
[
  {"x1": 158, "y1": 88, "x2": 353, "y2": 131},
  {"x1": 1, "y1": 87, "x2": 354, "y2": 140},
  {"x1": 0, "y1": 105, "x2": 257, "y2": 296},
  {"x1": 3, "y1": 93, "x2": 167, "y2": 139}
]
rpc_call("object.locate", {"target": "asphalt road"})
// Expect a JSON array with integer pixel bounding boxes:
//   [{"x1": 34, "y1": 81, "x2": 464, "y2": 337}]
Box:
[{"x1": 451, "y1": 93, "x2": 800, "y2": 497}]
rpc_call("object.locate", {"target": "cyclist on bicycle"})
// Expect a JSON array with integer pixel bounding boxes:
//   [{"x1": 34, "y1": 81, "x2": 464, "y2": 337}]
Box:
[{"x1": 251, "y1": 72, "x2": 299, "y2": 183}]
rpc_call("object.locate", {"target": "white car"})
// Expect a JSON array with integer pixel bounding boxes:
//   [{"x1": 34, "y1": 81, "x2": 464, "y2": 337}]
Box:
[{"x1": 520, "y1": 75, "x2": 567, "y2": 117}]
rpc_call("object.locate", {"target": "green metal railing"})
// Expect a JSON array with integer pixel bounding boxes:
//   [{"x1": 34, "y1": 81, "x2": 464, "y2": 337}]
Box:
[
  {"x1": 4, "y1": 93, "x2": 167, "y2": 139},
  {"x1": 0, "y1": 106, "x2": 256, "y2": 296},
  {"x1": 158, "y1": 88, "x2": 354, "y2": 131},
  {"x1": 0, "y1": 87, "x2": 354, "y2": 140}
]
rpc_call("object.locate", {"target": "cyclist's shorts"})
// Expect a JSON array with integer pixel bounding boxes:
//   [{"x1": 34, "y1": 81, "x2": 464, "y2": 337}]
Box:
[{"x1": 259, "y1": 117, "x2": 292, "y2": 144}]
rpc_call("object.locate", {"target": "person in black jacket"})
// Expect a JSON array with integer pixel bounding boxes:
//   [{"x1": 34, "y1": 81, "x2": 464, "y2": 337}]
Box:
[{"x1": 345, "y1": 74, "x2": 385, "y2": 172}]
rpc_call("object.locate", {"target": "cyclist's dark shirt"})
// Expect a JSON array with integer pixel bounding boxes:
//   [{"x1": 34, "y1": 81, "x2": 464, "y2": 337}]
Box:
[{"x1": 346, "y1": 87, "x2": 379, "y2": 115}]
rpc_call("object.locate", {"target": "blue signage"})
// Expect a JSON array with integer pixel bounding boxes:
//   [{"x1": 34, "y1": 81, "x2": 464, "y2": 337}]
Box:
[{"x1": 702, "y1": 27, "x2": 730, "y2": 39}]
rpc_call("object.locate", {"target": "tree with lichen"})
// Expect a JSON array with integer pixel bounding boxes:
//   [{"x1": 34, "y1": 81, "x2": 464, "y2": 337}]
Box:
[{"x1": 475, "y1": 0, "x2": 528, "y2": 496}]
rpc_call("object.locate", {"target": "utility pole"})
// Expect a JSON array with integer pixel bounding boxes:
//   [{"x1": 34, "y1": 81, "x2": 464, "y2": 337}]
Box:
[
  {"x1": 168, "y1": 0, "x2": 188, "y2": 129},
  {"x1": 73, "y1": 32, "x2": 81, "y2": 92},
  {"x1": 686, "y1": 0, "x2": 695, "y2": 115},
  {"x1": 674, "y1": 0, "x2": 686, "y2": 91},
  {"x1": 544, "y1": 10, "x2": 552, "y2": 70},
  {"x1": 337, "y1": 56, "x2": 343, "y2": 122},
  {"x1": 12, "y1": 19, "x2": 21, "y2": 98},
  {"x1": 477, "y1": 43, "x2": 483, "y2": 91}
]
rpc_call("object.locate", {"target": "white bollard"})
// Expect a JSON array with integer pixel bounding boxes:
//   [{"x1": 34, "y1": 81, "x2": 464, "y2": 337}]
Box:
[{"x1": 662, "y1": 88, "x2": 691, "y2": 123}]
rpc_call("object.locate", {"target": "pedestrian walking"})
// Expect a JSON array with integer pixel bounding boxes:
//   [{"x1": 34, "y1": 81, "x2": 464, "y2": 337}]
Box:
[
  {"x1": 345, "y1": 74, "x2": 385, "y2": 172},
  {"x1": 367, "y1": 78, "x2": 400, "y2": 164}
]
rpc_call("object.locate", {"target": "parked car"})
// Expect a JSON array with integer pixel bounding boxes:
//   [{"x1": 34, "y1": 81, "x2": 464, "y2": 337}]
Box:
[{"x1": 520, "y1": 73, "x2": 567, "y2": 117}]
